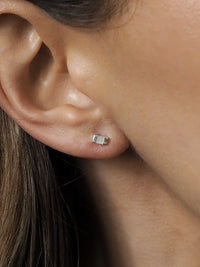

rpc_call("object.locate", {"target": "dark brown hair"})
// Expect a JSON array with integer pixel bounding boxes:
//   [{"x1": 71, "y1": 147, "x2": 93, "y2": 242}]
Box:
[
  {"x1": 0, "y1": 1, "x2": 127, "y2": 266},
  {"x1": 26, "y1": 0, "x2": 128, "y2": 28}
]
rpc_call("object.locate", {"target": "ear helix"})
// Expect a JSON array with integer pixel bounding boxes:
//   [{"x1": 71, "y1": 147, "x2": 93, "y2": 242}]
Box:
[{"x1": 92, "y1": 135, "x2": 109, "y2": 145}]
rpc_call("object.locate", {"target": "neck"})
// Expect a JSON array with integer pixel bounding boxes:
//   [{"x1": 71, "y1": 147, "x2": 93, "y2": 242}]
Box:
[{"x1": 79, "y1": 149, "x2": 200, "y2": 267}]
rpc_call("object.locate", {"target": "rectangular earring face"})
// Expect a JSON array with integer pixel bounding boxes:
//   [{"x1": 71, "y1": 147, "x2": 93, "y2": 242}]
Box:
[{"x1": 92, "y1": 135, "x2": 109, "y2": 145}]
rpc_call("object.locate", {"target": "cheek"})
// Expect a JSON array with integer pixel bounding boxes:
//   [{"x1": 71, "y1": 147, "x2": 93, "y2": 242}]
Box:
[
  {"x1": 126, "y1": 0, "x2": 200, "y2": 144},
  {"x1": 111, "y1": 0, "x2": 200, "y2": 133},
  {"x1": 102, "y1": 0, "x2": 200, "y2": 113},
  {"x1": 104, "y1": 0, "x2": 200, "y2": 215},
  {"x1": 106, "y1": 0, "x2": 200, "y2": 133},
  {"x1": 127, "y1": 0, "x2": 200, "y2": 106}
]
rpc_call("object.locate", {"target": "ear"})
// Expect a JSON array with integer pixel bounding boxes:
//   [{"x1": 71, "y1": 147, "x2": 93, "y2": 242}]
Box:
[{"x1": 0, "y1": 0, "x2": 130, "y2": 159}]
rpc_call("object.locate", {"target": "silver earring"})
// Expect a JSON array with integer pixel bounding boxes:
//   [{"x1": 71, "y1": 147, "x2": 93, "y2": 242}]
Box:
[{"x1": 92, "y1": 135, "x2": 109, "y2": 145}]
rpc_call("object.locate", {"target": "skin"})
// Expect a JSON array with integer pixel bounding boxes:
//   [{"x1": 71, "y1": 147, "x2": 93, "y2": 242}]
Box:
[
  {"x1": 67, "y1": 0, "x2": 200, "y2": 265},
  {"x1": 1, "y1": 0, "x2": 200, "y2": 266},
  {"x1": 79, "y1": 151, "x2": 200, "y2": 266},
  {"x1": 69, "y1": 0, "x2": 200, "y2": 217}
]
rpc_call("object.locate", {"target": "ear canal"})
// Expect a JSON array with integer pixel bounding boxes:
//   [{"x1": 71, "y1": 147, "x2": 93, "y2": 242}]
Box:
[{"x1": 29, "y1": 43, "x2": 54, "y2": 89}]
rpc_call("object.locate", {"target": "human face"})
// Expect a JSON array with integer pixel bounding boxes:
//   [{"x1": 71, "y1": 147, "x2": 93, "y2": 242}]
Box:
[{"x1": 67, "y1": 0, "x2": 200, "y2": 216}]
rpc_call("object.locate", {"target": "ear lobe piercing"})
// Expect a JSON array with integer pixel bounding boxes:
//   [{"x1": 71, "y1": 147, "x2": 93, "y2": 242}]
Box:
[{"x1": 92, "y1": 135, "x2": 109, "y2": 145}]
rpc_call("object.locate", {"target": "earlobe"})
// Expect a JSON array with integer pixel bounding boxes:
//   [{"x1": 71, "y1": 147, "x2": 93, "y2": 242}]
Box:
[{"x1": 0, "y1": 0, "x2": 130, "y2": 159}]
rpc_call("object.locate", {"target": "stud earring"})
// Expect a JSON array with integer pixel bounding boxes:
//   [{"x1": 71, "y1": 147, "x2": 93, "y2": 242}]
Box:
[{"x1": 92, "y1": 135, "x2": 109, "y2": 145}]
